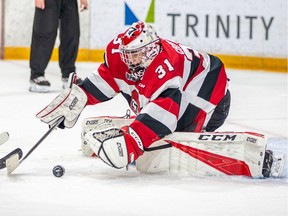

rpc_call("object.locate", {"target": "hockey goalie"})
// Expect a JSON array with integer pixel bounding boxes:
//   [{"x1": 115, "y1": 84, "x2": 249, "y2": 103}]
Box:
[{"x1": 36, "y1": 21, "x2": 286, "y2": 178}]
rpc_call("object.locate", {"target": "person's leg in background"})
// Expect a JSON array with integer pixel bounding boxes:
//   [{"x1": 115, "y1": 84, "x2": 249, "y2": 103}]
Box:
[
  {"x1": 59, "y1": 0, "x2": 81, "y2": 89},
  {"x1": 29, "y1": 0, "x2": 61, "y2": 92}
]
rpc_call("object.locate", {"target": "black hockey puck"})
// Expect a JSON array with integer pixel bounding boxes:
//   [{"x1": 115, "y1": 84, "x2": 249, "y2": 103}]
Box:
[{"x1": 52, "y1": 165, "x2": 65, "y2": 177}]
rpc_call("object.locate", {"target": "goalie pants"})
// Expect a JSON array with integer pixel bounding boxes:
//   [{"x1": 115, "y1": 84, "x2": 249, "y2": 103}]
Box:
[
  {"x1": 205, "y1": 89, "x2": 231, "y2": 132},
  {"x1": 30, "y1": 0, "x2": 80, "y2": 79}
]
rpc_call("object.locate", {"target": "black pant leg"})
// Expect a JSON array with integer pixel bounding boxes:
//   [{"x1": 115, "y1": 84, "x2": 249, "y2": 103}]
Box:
[
  {"x1": 30, "y1": 0, "x2": 61, "y2": 79},
  {"x1": 205, "y1": 89, "x2": 231, "y2": 132},
  {"x1": 59, "y1": 0, "x2": 80, "y2": 78}
]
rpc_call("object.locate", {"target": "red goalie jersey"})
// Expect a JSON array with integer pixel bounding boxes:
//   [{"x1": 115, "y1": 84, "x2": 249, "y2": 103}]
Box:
[{"x1": 80, "y1": 35, "x2": 229, "y2": 150}]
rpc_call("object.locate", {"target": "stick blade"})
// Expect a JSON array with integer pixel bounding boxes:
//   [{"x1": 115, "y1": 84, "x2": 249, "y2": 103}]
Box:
[
  {"x1": 6, "y1": 153, "x2": 20, "y2": 175},
  {"x1": 0, "y1": 148, "x2": 23, "y2": 169}
]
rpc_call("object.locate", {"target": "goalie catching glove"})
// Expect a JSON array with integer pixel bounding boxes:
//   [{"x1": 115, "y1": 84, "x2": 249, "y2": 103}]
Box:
[
  {"x1": 85, "y1": 126, "x2": 144, "y2": 168},
  {"x1": 36, "y1": 73, "x2": 87, "y2": 129}
]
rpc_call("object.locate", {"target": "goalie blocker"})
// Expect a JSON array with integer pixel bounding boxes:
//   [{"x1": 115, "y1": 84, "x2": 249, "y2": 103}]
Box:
[{"x1": 81, "y1": 116, "x2": 286, "y2": 178}]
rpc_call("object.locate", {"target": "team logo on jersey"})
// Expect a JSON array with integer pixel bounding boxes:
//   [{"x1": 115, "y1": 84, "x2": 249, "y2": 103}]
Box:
[
  {"x1": 130, "y1": 90, "x2": 141, "y2": 114},
  {"x1": 124, "y1": 0, "x2": 155, "y2": 25}
]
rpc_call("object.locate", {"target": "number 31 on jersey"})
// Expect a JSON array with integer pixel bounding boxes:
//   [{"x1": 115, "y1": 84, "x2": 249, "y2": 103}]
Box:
[{"x1": 155, "y1": 59, "x2": 174, "y2": 79}]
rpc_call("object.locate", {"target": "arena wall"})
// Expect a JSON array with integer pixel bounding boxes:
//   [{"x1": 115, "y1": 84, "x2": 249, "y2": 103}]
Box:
[{"x1": 1, "y1": 0, "x2": 287, "y2": 72}]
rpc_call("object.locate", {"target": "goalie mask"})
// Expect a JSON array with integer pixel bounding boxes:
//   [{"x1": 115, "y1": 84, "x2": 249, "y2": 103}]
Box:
[{"x1": 119, "y1": 21, "x2": 161, "y2": 81}]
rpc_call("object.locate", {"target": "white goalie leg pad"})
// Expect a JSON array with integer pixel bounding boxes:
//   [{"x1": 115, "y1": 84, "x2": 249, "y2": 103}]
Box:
[
  {"x1": 81, "y1": 116, "x2": 134, "y2": 157},
  {"x1": 36, "y1": 84, "x2": 87, "y2": 128},
  {"x1": 136, "y1": 141, "x2": 172, "y2": 174},
  {"x1": 85, "y1": 127, "x2": 129, "y2": 168},
  {"x1": 136, "y1": 132, "x2": 267, "y2": 178}
]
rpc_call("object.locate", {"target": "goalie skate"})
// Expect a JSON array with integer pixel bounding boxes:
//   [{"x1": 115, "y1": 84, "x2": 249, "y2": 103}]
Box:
[{"x1": 262, "y1": 150, "x2": 286, "y2": 178}]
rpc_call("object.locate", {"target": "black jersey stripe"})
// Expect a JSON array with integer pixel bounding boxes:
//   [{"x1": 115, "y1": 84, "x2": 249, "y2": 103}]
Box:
[
  {"x1": 197, "y1": 55, "x2": 222, "y2": 101},
  {"x1": 176, "y1": 103, "x2": 201, "y2": 131},
  {"x1": 80, "y1": 78, "x2": 112, "y2": 102},
  {"x1": 136, "y1": 113, "x2": 172, "y2": 139},
  {"x1": 158, "y1": 88, "x2": 182, "y2": 106},
  {"x1": 186, "y1": 49, "x2": 201, "y2": 82},
  {"x1": 120, "y1": 91, "x2": 132, "y2": 105}
]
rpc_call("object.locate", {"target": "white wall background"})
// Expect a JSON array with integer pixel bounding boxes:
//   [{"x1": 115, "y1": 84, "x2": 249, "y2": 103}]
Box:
[
  {"x1": 0, "y1": 0, "x2": 2, "y2": 53},
  {"x1": 4, "y1": 0, "x2": 90, "y2": 48},
  {"x1": 2, "y1": 0, "x2": 288, "y2": 58}
]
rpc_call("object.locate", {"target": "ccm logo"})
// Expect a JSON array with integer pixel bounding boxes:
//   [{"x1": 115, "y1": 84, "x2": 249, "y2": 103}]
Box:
[{"x1": 198, "y1": 134, "x2": 237, "y2": 141}]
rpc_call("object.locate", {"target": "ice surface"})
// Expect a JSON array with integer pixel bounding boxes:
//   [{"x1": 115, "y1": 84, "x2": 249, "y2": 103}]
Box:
[{"x1": 0, "y1": 60, "x2": 287, "y2": 216}]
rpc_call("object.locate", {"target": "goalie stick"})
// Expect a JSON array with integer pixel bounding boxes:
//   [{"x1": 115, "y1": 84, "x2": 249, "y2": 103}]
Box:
[
  {"x1": 4, "y1": 116, "x2": 65, "y2": 175},
  {"x1": 0, "y1": 132, "x2": 9, "y2": 145}
]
